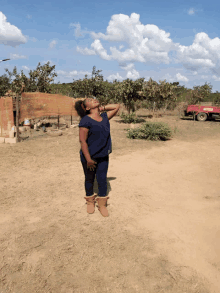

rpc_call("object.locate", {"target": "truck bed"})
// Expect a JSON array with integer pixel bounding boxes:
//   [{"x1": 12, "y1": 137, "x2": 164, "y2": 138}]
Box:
[{"x1": 186, "y1": 105, "x2": 220, "y2": 114}]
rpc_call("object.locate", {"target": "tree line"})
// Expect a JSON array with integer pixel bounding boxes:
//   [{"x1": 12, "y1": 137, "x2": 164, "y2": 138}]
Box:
[{"x1": 1, "y1": 62, "x2": 219, "y2": 114}]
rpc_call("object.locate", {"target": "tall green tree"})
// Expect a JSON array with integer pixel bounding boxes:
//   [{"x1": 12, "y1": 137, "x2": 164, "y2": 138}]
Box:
[
  {"x1": 114, "y1": 78, "x2": 145, "y2": 114},
  {"x1": 142, "y1": 78, "x2": 178, "y2": 111},
  {"x1": 71, "y1": 66, "x2": 111, "y2": 104},
  {"x1": 5, "y1": 66, "x2": 26, "y2": 94},
  {"x1": 50, "y1": 82, "x2": 73, "y2": 96},
  {"x1": 0, "y1": 74, "x2": 10, "y2": 96},
  {"x1": 5, "y1": 61, "x2": 57, "y2": 94},
  {"x1": 27, "y1": 61, "x2": 57, "y2": 93},
  {"x1": 211, "y1": 91, "x2": 220, "y2": 105},
  {"x1": 72, "y1": 75, "x2": 93, "y2": 97},
  {"x1": 189, "y1": 83, "x2": 213, "y2": 104}
]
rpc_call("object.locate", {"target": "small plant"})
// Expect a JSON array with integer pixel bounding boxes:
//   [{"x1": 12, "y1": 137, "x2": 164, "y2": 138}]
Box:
[
  {"x1": 119, "y1": 112, "x2": 142, "y2": 124},
  {"x1": 173, "y1": 125, "x2": 178, "y2": 134},
  {"x1": 126, "y1": 122, "x2": 172, "y2": 141}
]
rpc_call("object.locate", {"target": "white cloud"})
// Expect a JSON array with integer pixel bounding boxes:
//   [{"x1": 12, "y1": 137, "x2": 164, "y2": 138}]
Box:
[
  {"x1": 77, "y1": 13, "x2": 176, "y2": 64},
  {"x1": 212, "y1": 75, "x2": 220, "y2": 81},
  {"x1": 70, "y1": 22, "x2": 89, "y2": 38},
  {"x1": 107, "y1": 72, "x2": 123, "y2": 81},
  {"x1": 10, "y1": 53, "x2": 27, "y2": 60},
  {"x1": 176, "y1": 73, "x2": 189, "y2": 82},
  {"x1": 76, "y1": 13, "x2": 220, "y2": 79},
  {"x1": 68, "y1": 70, "x2": 77, "y2": 76},
  {"x1": 57, "y1": 70, "x2": 67, "y2": 75},
  {"x1": 91, "y1": 40, "x2": 111, "y2": 60},
  {"x1": 77, "y1": 40, "x2": 112, "y2": 60},
  {"x1": 119, "y1": 63, "x2": 135, "y2": 71},
  {"x1": 162, "y1": 73, "x2": 175, "y2": 82},
  {"x1": 110, "y1": 47, "x2": 145, "y2": 63},
  {"x1": 22, "y1": 66, "x2": 29, "y2": 70},
  {"x1": 27, "y1": 36, "x2": 37, "y2": 42},
  {"x1": 0, "y1": 12, "x2": 27, "y2": 46},
  {"x1": 118, "y1": 63, "x2": 140, "y2": 80},
  {"x1": 43, "y1": 60, "x2": 54, "y2": 65},
  {"x1": 176, "y1": 32, "x2": 220, "y2": 74},
  {"x1": 80, "y1": 70, "x2": 91, "y2": 76},
  {"x1": 76, "y1": 46, "x2": 96, "y2": 55},
  {"x1": 188, "y1": 8, "x2": 196, "y2": 15},
  {"x1": 57, "y1": 70, "x2": 77, "y2": 77},
  {"x1": 187, "y1": 8, "x2": 202, "y2": 15},
  {"x1": 126, "y1": 69, "x2": 140, "y2": 79},
  {"x1": 57, "y1": 70, "x2": 91, "y2": 78},
  {"x1": 70, "y1": 23, "x2": 83, "y2": 37},
  {"x1": 49, "y1": 40, "x2": 57, "y2": 49},
  {"x1": 201, "y1": 75, "x2": 209, "y2": 79},
  {"x1": 162, "y1": 72, "x2": 189, "y2": 83}
]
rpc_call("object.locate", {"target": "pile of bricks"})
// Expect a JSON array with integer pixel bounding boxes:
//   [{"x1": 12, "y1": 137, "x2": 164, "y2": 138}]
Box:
[{"x1": 0, "y1": 137, "x2": 17, "y2": 144}]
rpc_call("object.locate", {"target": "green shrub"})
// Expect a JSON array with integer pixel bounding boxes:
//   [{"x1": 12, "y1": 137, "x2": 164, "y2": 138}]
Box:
[
  {"x1": 126, "y1": 122, "x2": 172, "y2": 141},
  {"x1": 119, "y1": 112, "x2": 142, "y2": 123}
]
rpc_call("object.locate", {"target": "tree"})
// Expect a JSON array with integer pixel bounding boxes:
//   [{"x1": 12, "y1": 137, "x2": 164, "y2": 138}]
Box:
[
  {"x1": 102, "y1": 80, "x2": 119, "y2": 104},
  {"x1": 27, "y1": 62, "x2": 57, "y2": 93},
  {"x1": 72, "y1": 76, "x2": 93, "y2": 97},
  {"x1": 142, "y1": 78, "x2": 178, "y2": 112},
  {"x1": 5, "y1": 66, "x2": 26, "y2": 95},
  {"x1": 50, "y1": 82, "x2": 73, "y2": 96},
  {"x1": 188, "y1": 83, "x2": 213, "y2": 105},
  {"x1": 71, "y1": 66, "x2": 111, "y2": 104},
  {"x1": 171, "y1": 82, "x2": 187, "y2": 99},
  {"x1": 90, "y1": 66, "x2": 105, "y2": 99},
  {"x1": 212, "y1": 91, "x2": 220, "y2": 105},
  {"x1": 115, "y1": 78, "x2": 145, "y2": 114},
  {"x1": 157, "y1": 80, "x2": 178, "y2": 111},
  {"x1": 0, "y1": 74, "x2": 10, "y2": 96},
  {"x1": 5, "y1": 61, "x2": 57, "y2": 94}
]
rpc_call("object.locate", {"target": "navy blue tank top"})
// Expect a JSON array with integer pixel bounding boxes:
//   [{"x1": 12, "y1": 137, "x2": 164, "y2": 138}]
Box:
[{"x1": 78, "y1": 112, "x2": 112, "y2": 159}]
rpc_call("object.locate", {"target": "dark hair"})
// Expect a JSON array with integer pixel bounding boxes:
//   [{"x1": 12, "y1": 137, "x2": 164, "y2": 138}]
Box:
[{"x1": 74, "y1": 99, "x2": 90, "y2": 118}]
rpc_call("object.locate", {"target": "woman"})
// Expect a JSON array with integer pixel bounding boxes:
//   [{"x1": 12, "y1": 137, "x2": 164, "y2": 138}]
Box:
[{"x1": 75, "y1": 97, "x2": 120, "y2": 217}]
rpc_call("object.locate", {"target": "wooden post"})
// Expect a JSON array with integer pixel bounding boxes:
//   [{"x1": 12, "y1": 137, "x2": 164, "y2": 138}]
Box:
[
  {"x1": 153, "y1": 101, "x2": 155, "y2": 118},
  {"x1": 193, "y1": 111, "x2": 196, "y2": 126},
  {"x1": 16, "y1": 96, "x2": 19, "y2": 142}
]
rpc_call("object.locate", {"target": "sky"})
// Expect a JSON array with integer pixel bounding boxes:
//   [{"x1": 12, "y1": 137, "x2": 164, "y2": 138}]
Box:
[{"x1": 1, "y1": 0, "x2": 220, "y2": 92}]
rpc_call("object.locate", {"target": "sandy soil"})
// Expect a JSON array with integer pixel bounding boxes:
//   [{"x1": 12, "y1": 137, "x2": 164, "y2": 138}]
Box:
[{"x1": 1, "y1": 111, "x2": 220, "y2": 293}]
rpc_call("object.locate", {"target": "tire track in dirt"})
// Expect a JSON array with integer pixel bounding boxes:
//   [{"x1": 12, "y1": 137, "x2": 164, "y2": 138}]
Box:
[{"x1": 108, "y1": 138, "x2": 220, "y2": 293}]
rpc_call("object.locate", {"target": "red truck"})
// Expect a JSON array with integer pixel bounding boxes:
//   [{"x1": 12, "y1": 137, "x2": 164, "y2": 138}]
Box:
[{"x1": 184, "y1": 105, "x2": 220, "y2": 121}]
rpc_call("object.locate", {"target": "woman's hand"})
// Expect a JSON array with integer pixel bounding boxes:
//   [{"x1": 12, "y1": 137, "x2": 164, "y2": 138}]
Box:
[
  {"x1": 87, "y1": 159, "x2": 97, "y2": 171},
  {"x1": 98, "y1": 106, "x2": 105, "y2": 112}
]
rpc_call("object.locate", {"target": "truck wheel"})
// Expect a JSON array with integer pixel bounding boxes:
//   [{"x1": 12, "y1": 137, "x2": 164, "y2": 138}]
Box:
[{"x1": 197, "y1": 112, "x2": 207, "y2": 121}]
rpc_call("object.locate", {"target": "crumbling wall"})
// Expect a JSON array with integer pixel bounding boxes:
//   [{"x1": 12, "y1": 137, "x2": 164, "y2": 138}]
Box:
[
  {"x1": 19, "y1": 92, "x2": 80, "y2": 123},
  {"x1": 0, "y1": 97, "x2": 14, "y2": 138}
]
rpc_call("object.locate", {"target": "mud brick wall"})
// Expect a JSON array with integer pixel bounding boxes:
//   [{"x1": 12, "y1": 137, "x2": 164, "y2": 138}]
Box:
[
  {"x1": 19, "y1": 92, "x2": 80, "y2": 123},
  {"x1": 0, "y1": 97, "x2": 14, "y2": 138}
]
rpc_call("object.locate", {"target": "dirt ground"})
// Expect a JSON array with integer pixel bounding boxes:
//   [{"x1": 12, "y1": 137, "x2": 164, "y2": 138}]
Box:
[{"x1": 1, "y1": 108, "x2": 220, "y2": 293}]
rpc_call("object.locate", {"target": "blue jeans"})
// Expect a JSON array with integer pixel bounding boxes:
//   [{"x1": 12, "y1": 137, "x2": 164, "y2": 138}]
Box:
[{"x1": 80, "y1": 154, "x2": 109, "y2": 197}]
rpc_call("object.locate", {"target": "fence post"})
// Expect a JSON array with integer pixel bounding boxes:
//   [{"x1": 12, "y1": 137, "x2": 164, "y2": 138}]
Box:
[{"x1": 16, "y1": 95, "x2": 19, "y2": 142}]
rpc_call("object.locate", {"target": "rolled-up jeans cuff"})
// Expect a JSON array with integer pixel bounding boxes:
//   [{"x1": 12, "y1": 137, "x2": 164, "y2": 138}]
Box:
[{"x1": 85, "y1": 193, "x2": 97, "y2": 198}]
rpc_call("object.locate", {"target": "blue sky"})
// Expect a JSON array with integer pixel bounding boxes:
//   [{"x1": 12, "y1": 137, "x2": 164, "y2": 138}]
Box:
[{"x1": 1, "y1": 0, "x2": 220, "y2": 92}]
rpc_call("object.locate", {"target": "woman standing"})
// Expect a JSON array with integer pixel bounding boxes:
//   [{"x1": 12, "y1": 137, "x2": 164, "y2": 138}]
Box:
[{"x1": 75, "y1": 97, "x2": 120, "y2": 217}]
